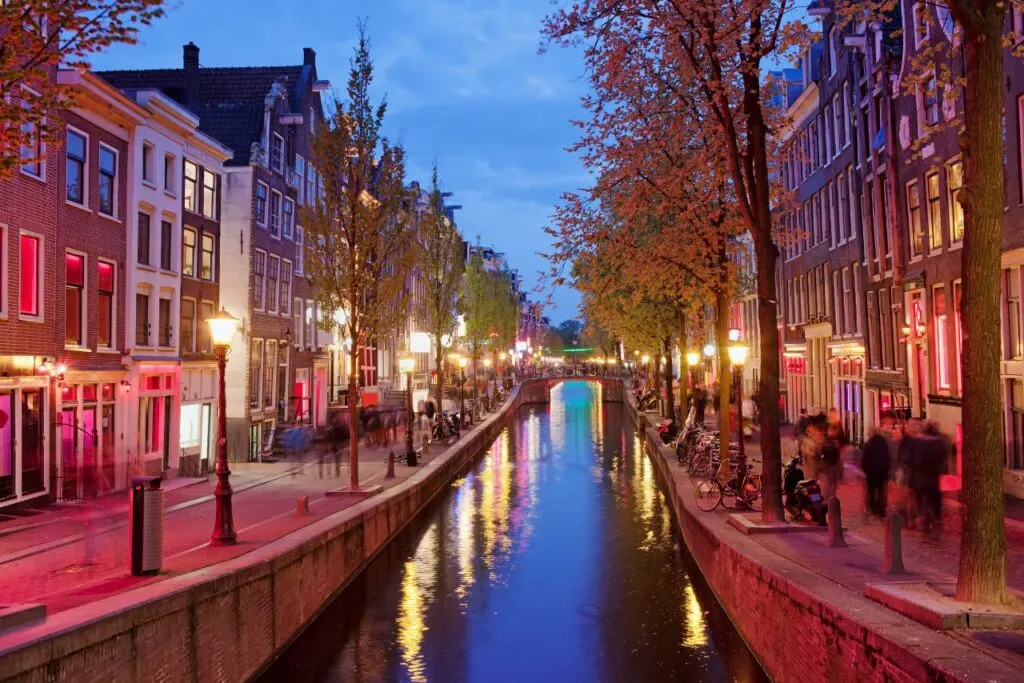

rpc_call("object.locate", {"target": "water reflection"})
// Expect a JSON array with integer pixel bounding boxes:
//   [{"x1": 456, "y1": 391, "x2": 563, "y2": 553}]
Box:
[{"x1": 262, "y1": 381, "x2": 766, "y2": 683}]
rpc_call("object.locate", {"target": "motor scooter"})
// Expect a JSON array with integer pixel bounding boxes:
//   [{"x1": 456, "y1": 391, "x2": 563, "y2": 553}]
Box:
[{"x1": 783, "y1": 455, "x2": 827, "y2": 525}]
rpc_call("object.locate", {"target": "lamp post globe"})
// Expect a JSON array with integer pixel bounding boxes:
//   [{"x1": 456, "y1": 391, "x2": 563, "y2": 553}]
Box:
[
  {"x1": 207, "y1": 308, "x2": 240, "y2": 546},
  {"x1": 399, "y1": 356, "x2": 416, "y2": 465}
]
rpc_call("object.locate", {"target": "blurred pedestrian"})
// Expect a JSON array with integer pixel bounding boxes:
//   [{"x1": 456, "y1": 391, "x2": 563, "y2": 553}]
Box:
[
  {"x1": 899, "y1": 419, "x2": 924, "y2": 527},
  {"x1": 860, "y1": 419, "x2": 893, "y2": 520}
]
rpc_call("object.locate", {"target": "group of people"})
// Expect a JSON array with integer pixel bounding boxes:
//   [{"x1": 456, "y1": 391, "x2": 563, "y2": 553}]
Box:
[
  {"x1": 860, "y1": 416, "x2": 952, "y2": 538},
  {"x1": 796, "y1": 408, "x2": 849, "y2": 502}
]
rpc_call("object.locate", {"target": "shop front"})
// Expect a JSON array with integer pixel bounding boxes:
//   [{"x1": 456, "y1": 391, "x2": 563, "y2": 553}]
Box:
[
  {"x1": 0, "y1": 374, "x2": 50, "y2": 509},
  {"x1": 56, "y1": 376, "x2": 124, "y2": 500},
  {"x1": 180, "y1": 364, "x2": 218, "y2": 476},
  {"x1": 828, "y1": 343, "x2": 865, "y2": 444},
  {"x1": 783, "y1": 347, "x2": 806, "y2": 425},
  {"x1": 128, "y1": 362, "x2": 181, "y2": 477}
]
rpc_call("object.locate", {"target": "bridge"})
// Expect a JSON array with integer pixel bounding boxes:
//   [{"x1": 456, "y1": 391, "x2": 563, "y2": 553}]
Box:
[{"x1": 517, "y1": 375, "x2": 626, "y2": 404}]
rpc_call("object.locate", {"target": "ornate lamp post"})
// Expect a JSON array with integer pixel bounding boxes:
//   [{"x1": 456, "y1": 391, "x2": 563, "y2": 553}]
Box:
[
  {"x1": 727, "y1": 336, "x2": 749, "y2": 470},
  {"x1": 399, "y1": 356, "x2": 416, "y2": 465},
  {"x1": 458, "y1": 356, "x2": 468, "y2": 422},
  {"x1": 207, "y1": 308, "x2": 240, "y2": 546}
]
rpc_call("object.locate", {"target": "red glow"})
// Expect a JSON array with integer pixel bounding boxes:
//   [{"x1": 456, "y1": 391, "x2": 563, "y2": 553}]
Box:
[{"x1": 19, "y1": 235, "x2": 39, "y2": 316}]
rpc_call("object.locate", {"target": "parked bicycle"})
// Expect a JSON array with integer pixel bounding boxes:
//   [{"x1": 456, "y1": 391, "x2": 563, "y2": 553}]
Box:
[{"x1": 694, "y1": 457, "x2": 762, "y2": 512}]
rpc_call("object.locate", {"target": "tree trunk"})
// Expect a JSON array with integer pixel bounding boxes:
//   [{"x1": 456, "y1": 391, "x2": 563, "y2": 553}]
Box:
[
  {"x1": 745, "y1": 68, "x2": 785, "y2": 522},
  {"x1": 955, "y1": 2, "x2": 1008, "y2": 604},
  {"x1": 664, "y1": 336, "x2": 675, "y2": 424},
  {"x1": 348, "y1": 345, "x2": 361, "y2": 491},
  {"x1": 653, "y1": 349, "x2": 662, "y2": 400},
  {"x1": 716, "y1": 289, "x2": 731, "y2": 451},
  {"x1": 678, "y1": 313, "x2": 689, "y2": 418},
  {"x1": 434, "y1": 343, "x2": 444, "y2": 416}
]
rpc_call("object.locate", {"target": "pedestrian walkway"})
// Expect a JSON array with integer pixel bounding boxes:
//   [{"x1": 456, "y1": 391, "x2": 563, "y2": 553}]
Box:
[
  {"x1": 659, "y1": 409, "x2": 1024, "y2": 669},
  {"x1": 0, "y1": 435, "x2": 457, "y2": 619}
]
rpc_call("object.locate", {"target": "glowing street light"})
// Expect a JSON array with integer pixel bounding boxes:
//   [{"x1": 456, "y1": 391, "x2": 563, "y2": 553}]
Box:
[
  {"x1": 686, "y1": 351, "x2": 701, "y2": 366},
  {"x1": 399, "y1": 356, "x2": 416, "y2": 465},
  {"x1": 703, "y1": 343, "x2": 715, "y2": 358},
  {"x1": 206, "y1": 308, "x2": 240, "y2": 546},
  {"x1": 727, "y1": 339, "x2": 750, "y2": 471}
]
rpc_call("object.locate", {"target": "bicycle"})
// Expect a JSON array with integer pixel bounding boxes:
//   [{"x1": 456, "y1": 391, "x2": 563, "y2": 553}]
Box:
[{"x1": 695, "y1": 457, "x2": 762, "y2": 512}]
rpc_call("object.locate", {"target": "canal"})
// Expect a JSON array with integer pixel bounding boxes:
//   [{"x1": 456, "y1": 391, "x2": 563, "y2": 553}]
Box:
[{"x1": 261, "y1": 381, "x2": 767, "y2": 682}]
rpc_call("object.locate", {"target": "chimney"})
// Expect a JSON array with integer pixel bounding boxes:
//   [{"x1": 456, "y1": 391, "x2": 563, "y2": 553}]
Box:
[
  {"x1": 183, "y1": 42, "x2": 199, "y2": 107},
  {"x1": 303, "y1": 47, "x2": 316, "y2": 67}
]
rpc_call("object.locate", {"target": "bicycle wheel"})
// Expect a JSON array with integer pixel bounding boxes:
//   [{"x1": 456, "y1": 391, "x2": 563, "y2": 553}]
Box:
[
  {"x1": 745, "y1": 474, "x2": 763, "y2": 512},
  {"x1": 695, "y1": 479, "x2": 722, "y2": 511},
  {"x1": 721, "y1": 480, "x2": 738, "y2": 509}
]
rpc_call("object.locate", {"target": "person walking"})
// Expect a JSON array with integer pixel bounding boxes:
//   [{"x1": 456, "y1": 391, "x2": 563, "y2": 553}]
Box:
[
  {"x1": 898, "y1": 419, "x2": 924, "y2": 527},
  {"x1": 860, "y1": 421, "x2": 893, "y2": 520},
  {"x1": 820, "y1": 423, "x2": 843, "y2": 501},
  {"x1": 694, "y1": 385, "x2": 707, "y2": 424},
  {"x1": 917, "y1": 421, "x2": 949, "y2": 538}
]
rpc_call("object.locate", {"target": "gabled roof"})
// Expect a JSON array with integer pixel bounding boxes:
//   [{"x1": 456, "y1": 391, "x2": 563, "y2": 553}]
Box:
[{"x1": 98, "y1": 65, "x2": 306, "y2": 166}]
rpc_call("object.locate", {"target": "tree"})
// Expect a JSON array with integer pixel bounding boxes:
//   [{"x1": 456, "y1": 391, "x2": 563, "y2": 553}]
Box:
[
  {"x1": 546, "y1": 0, "x2": 806, "y2": 522},
  {"x1": 1, "y1": 0, "x2": 166, "y2": 179},
  {"x1": 463, "y1": 250, "x2": 519, "y2": 412},
  {"x1": 415, "y1": 165, "x2": 464, "y2": 413},
  {"x1": 302, "y1": 25, "x2": 415, "y2": 491},
  {"x1": 555, "y1": 319, "x2": 583, "y2": 347}
]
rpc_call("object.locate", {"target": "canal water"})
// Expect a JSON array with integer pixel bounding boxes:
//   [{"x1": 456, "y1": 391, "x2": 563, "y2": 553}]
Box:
[{"x1": 261, "y1": 381, "x2": 767, "y2": 682}]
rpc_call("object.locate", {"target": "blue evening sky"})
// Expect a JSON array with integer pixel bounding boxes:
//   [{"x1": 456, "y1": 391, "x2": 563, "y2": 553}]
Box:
[{"x1": 91, "y1": 0, "x2": 589, "y2": 322}]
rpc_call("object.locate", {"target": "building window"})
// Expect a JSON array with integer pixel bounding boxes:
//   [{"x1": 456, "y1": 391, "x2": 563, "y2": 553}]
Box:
[
  {"x1": 202, "y1": 169, "x2": 217, "y2": 219},
  {"x1": 250, "y1": 338, "x2": 263, "y2": 408},
  {"x1": 160, "y1": 219, "x2": 172, "y2": 271},
  {"x1": 295, "y1": 155, "x2": 306, "y2": 204},
  {"x1": 907, "y1": 180, "x2": 923, "y2": 258},
  {"x1": 184, "y1": 161, "x2": 198, "y2": 212},
  {"x1": 256, "y1": 182, "x2": 268, "y2": 225},
  {"x1": 306, "y1": 300, "x2": 316, "y2": 349},
  {"x1": 253, "y1": 250, "x2": 266, "y2": 310},
  {"x1": 182, "y1": 227, "x2": 196, "y2": 277},
  {"x1": 19, "y1": 233, "x2": 40, "y2": 318},
  {"x1": 198, "y1": 300, "x2": 214, "y2": 353},
  {"x1": 271, "y1": 133, "x2": 284, "y2": 172},
  {"x1": 164, "y1": 154, "x2": 175, "y2": 193},
  {"x1": 295, "y1": 226, "x2": 304, "y2": 275},
  {"x1": 954, "y1": 280, "x2": 963, "y2": 389},
  {"x1": 66, "y1": 129, "x2": 87, "y2": 204},
  {"x1": 158, "y1": 297, "x2": 171, "y2": 347},
  {"x1": 98, "y1": 261, "x2": 114, "y2": 348},
  {"x1": 833, "y1": 269, "x2": 844, "y2": 335},
  {"x1": 269, "y1": 190, "x2": 282, "y2": 237},
  {"x1": 201, "y1": 233, "x2": 215, "y2": 281},
  {"x1": 934, "y1": 286, "x2": 950, "y2": 389},
  {"x1": 926, "y1": 172, "x2": 942, "y2": 250},
  {"x1": 98, "y1": 146, "x2": 117, "y2": 216},
  {"x1": 305, "y1": 164, "x2": 315, "y2": 207},
  {"x1": 867, "y1": 291, "x2": 879, "y2": 367},
  {"x1": 264, "y1": 340, "x2": 277, "y2": 410},
  {"x1": 293, "y1": 298, "x2": 303, "y2": 349},
  {"x1": 65, "y1": 252, "x2": 84, "y2": 346},
  {"x1": 283, "y1": 197, "x2": 295, "y2": 239},
  {"x1": 913, "y1": 3, "x2": 930, "y2": 47},
  {"x1": 19, "y1": 87, "x2": 44, "y2": 178},
  {"x1": 142, "y1": 141, "x2": 154, "y2": 184},
  {"x1": 181, "y1": 298, "x2": 196, "y2": 353},
  {"x1": 281, "y1": 260, "x2": 292, "y2": 315},
  {"x1": 828, "y1": 26, "x2": 837, "y2": 76},
  {"x1": 923, "y1": 74, "x2": 939, "y2": 127},
  {"x1": 947, "y1": 160, "x2": 964, "y2": 243},
  {"x1": 267, "y1": 255, "x2": 279, "y2": 313},
  {"x1": 833, "y1": 92, "x2": 842, "y2": 151},
  {"x1": 136, "y1": 293, "x2": 150, "y2": 346},
  {"x1": 1007, "y1": 268, "x2": 1022, "y2": 360},
  {"x1": 137, "y1": 212, "x2": 151, "y2": 265}
]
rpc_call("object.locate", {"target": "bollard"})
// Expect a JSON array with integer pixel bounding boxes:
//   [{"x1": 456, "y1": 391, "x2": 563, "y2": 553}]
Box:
[
  {"x1": 882, "y1": 512, "x2": 906, "y2": 574},
  {"x1": 422, "y1": 433, "x2": 430, "y2": 458},
  {"x1": 386, "y1": 451, "x2": 396, "y2": 478},
  {"x1": 296, "y1": 495, "x2": 310, "y2": 516},
  {"x1": 827, "y1": 496, "x2": 847, "y2": 548}
]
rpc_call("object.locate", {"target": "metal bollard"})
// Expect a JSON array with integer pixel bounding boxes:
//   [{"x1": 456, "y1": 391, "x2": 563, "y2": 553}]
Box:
[
  {"x1": 296, "y1": 495, "x2": 310, "y2": 516},
  {"x1": 129, "y1": 476, "x2": 163, "y2": 576},
  {"x1": 882, "y1": 512, "x2": 906, "y2": 574},
  {"x1": 386, "y1": 451, "x2": 396, "y2": 478},
  {"x1": 827, "y1": 496, "x2": 847, "y2": 548}
]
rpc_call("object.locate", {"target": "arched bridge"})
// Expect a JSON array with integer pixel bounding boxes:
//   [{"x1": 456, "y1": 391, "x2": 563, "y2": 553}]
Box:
[{"x1": 517, "y1": 376, "x2": 626, "y2": 404}]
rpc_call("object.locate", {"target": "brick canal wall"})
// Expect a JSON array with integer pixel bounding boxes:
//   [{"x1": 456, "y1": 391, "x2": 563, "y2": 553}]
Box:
[
  {"x1": 628, "y1": 403, "x2": 1010, "y2": 683},
  {"x1": 0, "y1": 380, "x2": 557, "y2": 683}
]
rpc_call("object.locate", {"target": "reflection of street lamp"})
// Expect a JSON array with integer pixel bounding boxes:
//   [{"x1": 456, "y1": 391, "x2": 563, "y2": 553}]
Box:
[
  {"x1": 207, "y1": 308, "x2": 240, "y2": 546},
  {"x1": 458, "y1": 356, "x2": 468, "y2": 421},
  {"x1": 399, "y1": 356, "x2": 416, "y2": 465},
  {"x1": 727, "y1": 339, "x2": 750, "y2": 468}
]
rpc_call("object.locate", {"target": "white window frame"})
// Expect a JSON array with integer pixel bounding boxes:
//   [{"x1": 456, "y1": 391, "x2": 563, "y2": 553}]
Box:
[
  {"x1": 294, "y1": 155, "x2": 306, "y2": 204},
  {"x1": 906, "y1": 179, "x2": 924, "y2": 259},
  {"x1": 295, "y1": 226, "x2": 304, "y2": 275},
  {"x1": 184, "y1": 160, "x2": 199, "y2": 213},
  {"x1": 141, "y1": 140, "x2": 155, "y2": 185},
  {"x1": 164, "y1": 153, "x2": 176, "y2": 194},
  {"x1": 281, "y1": 259, "x2": 293, "y2": 315},
  {"x1": 913, "y1": 3, "x2": 930, "y2": 48},
  {"x1": 253, "y1": 248, "x2": 267, "y2": 312},
  {"x1": 180, "y1": 296, "x2": 197, "y2": 354},
  {"x1": 934, "y1": 284, "x2": 950, "y2": 390},
  {"x1": 0, "y1": 224, "x2": 7, "y2": 318},
  {"x1": 271, "y1": 133, "x2": 285, "y2": 173},
  {"x1": 202, "y1": 169, "x2": 217, "y2": 219},
  {"x1": 846, "y1": 166, "x2": 857, "y2": 241},
  {"x1": 66, "y1": 125, "x2": 89, "y2": 207},
  {"x1": 283, "y1": 197, "x2": 295, "y2": 239},
  {"x1": 19, "y1": 85, "x2": 45, "y2": 180},
  {"x1": 267, "y1": 254, "x2": 280, "y2": 314},
  {"x1": 842, "y1": 82, "x2": 852, "y2": 147},
  {"x1": 255, "y1": 181, "x2": 269, "y2": 227},
  {"x1": 97, "y1": 258, "x2": 117, "y2": 350},
  {"x1": 947, "y1": 158, "x2": 964, "y2": 245},
  {"x1": 97, "y1": 142, "x2": 118, "y2": 218},
  {"x1": 270, "y1": 189, "x2": 282, "y2": 238},
  {"x1": 832, "y1": 93, "x2": 842, "y2": 154},
  {"x1": 64, "y1": 248, "x2": 88, "y2": 348}
]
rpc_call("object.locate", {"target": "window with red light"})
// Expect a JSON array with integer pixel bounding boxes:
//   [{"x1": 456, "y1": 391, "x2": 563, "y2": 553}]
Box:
[
  {"x1": 65, "y1": 252, "x2": 84, "y2": 345},
  {"x1": 98, "y1": 261, "x2": 114, "y2": 348},
  {"x1": 19, "y1": 234, "x2": 40, "y2": 317},
  {"x1": 934, "y1": 286, "x2": 949, "y2": 390}
]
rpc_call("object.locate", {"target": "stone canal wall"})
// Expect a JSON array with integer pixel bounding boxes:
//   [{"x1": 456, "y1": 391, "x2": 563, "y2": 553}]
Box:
[
  {"x1": 0, "y1": 380, "x2": 559, "y2": 683},
  {"x1": 627, "y1": 401, "x2": 1009, "y2": 683}
]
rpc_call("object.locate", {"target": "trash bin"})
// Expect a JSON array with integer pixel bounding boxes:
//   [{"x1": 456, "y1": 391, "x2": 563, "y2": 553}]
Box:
[{"x1": 129, "y1": 476, "x2": 163, "y2": 576}]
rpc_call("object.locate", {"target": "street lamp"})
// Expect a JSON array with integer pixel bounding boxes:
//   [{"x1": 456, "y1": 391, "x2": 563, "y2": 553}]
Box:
[
  {"x1": 727, "y1": 339, "x2": 750, "y2": 470},
  {"x1": 458, "y1": 356, "x2": 468, "y2": 423},
  {"x1": 207, "y1": 308, "x2": 239, "y2": 546},
  {"x1": 399, "y1": 356, "x2": 416, "y2": 465}
]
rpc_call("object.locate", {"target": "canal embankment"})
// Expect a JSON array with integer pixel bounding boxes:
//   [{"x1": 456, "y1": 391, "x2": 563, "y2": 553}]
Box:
[
  {"x1": 0, "y1": 380, "x2": 560, "y2": 683},
  {"x1": 628, "y1": 400, "x2": 1016, "y2": 683}
]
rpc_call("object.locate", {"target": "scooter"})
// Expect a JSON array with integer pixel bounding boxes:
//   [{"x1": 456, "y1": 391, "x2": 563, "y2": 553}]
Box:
[
  {"x1": 783, "y1": 455, "x2": 827, "y2": 525},
  {"x1": 657, "y1": 420, "x2": 679, "y2": 445}
]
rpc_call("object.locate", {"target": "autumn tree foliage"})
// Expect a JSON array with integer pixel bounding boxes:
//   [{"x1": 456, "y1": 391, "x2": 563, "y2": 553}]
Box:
[
  {"x1": 0, "y1": 0, "x2": 166, "y2": 179},
  {"x1": 462, "y1": 250, "x2": 519, "y2": 413},
  {"x1": 414, "y1": 165, "x2": 465, "y2": 412},
  {"x1": 302, "y1": 27, "x2": 415, "y2": 491},
  {"x1": 546, "y1": 0, "x2": 805, "y2": 521}
]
